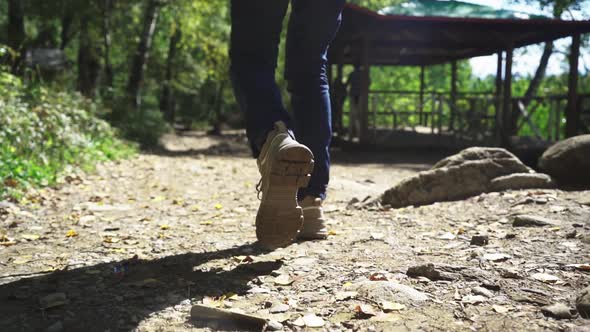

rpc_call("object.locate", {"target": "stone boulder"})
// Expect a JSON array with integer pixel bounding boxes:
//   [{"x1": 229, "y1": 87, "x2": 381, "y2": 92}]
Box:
[
  {"x1": 490, "y1": 173, "x2": 555, "y2": 192},
  {"x1": 539, "y1": 135, "x2": 590, "y2": 186},
  {"x1": 381, "y1": 147, "x2": 552, "y2": 208}
]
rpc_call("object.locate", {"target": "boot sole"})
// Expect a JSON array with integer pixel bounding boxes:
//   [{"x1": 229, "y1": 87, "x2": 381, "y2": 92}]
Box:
[{"x1": 256, "y1": 145, "x2": 314, "y2": 248}]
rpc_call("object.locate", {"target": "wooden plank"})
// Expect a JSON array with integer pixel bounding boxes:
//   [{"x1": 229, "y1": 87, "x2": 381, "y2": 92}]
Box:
[
  {"x1": 495, "y1": 52, "x2": 503, "y2": 144},
  {"x1": 565, "y1": 33, "x2": 581, "y2": 137},
  {"x1": 359, "y1": 36, "x2": 371, "y2": 143}
]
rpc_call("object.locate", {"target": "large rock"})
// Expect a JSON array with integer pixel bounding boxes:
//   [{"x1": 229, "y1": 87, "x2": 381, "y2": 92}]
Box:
[
  {"x1": 490, "y1": 173, "x2": 555, "y2": 192},
  {"x1": 381, "y1": 147, "x2": 543, "y2": 208},
  {"x1": 539, "y1": 135, "x2": 590, "y2": 185}
]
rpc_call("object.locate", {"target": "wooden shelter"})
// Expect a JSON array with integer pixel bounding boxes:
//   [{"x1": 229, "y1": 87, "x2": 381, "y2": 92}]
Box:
[{"x1": 329, "y1": 1, "x2": 590, "y2": 148}]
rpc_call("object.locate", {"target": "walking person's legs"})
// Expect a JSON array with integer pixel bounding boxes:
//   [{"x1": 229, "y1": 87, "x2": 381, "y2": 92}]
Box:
[
  {"x1": 230, "y1": 0, "x2": 315, "y2": 248},
  {"x1": 230, "y1": 0, "x2": 290, "y2": 155},
  {"x1": 286, "y1": 0, "x2": 345, "y2": 238}
]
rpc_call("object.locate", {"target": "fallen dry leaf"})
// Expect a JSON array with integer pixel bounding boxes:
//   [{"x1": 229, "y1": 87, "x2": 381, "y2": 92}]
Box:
[
  {"x1": 13, "y1": 255, "x2": 33, "y2": 265},
  {"x1": 381, "y1": 301, "x2": 406, "y2": 312},
  {"x1": 531, "y1": 273, "x2": 559, "y2": 283},
  {"x1": 336, "y1": 291, "x2": 358, "y2": 301},
  {"x1": 233, "y1": 255, "x2": 254, "y2": 263},
  {"x1": 292, "y1": 317, "x2": 305, "y2": 327},
  {"x1": 492, "y1": 305, "x2": 511, "y2": 313},
  {"x1": 103, "y1": 236, "x2": 120, "y2": 243},
  {"x1": 355, "y1": 304, "x2": 377, "y2": 317},
  {"x1": 302, "y1": 314, "x2": 325, "y2": 328},
  {"x1": 22, "y1": 234, "x2": 40, "y2": 241},
  {"x1": 274, "y1": 274, "x2": 293, "y2": 286},
  {"x1": 370, "y1": 272, "x2": 388, "y2": 281},
  {"x1": 371, "y1": 313, "x2": 402, "y2": 322}
]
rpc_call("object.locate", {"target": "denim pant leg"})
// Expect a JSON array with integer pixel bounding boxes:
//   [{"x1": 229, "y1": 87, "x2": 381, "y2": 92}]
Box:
[
  {"x1": 229, "y1": 0, "x2": 291, "y2": 157},
  {"x1": 286, "y1": 0, "x2": 345, "y2": 200}
]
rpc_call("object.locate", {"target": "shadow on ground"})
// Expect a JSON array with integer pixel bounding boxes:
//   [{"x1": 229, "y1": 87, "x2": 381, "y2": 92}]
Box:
[
  {"x1": 150, "y1": 131, "x2": 447, "y2": 173},
  {"x1": 0, "y1": 243, "x2": 277, "y2": 331}
]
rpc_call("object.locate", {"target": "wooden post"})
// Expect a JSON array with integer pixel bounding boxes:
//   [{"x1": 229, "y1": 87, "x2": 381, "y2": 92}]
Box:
[
  {"x1": 359, "y1": 37, "x2": 371, "y2": 144},
  {"x1": 502, "y1": 46, "x2": 513, "y2": 147},
  {"x1": 565, "y1": 34, "x2": 580, "y2": 138},
  {"x1": 419, "y1": 65, "x2": 425, "y2": 126},
  {"x1": 450, "y1": 61, "x2": 458, "y2": 132},
  {"x1": 495, "y1": 52, "x2": 503, "y2": 144}
]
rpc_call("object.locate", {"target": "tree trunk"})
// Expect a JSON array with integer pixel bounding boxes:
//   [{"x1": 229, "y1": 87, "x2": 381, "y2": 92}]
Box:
[
  {"x1": 7, "y1": 0, "x2": 26, "y2": 73},
  {"x1": 78, "y1": 17, "x2": 101, "y2": 98},
  {"x1": 160, "y1": 23, "x2": 182, "y2": 123},
  {"x1": 523, "y1": 43, "x2": 553, "y2": 106},
  {"x1": 7, "y1": 0, "x2": 25, "y2": 50},
  {"x1": 60, "y1": 14, "x2": 74, "y2": 50},
  {"x1": 210, "y1": 81, "x2": 226, "y2": 136},
  {"x1": 101, "y1": 0, "x2": 114, "y2": 89},
  {"x1": 510, "y1": 42, "x2": 553, "y2": 134},
  {"x1": 126, "y1": 0, "x2": 161, "y2": 110}
]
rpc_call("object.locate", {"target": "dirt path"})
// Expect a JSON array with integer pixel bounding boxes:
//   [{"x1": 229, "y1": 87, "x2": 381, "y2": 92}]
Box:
[{"x1": 1, "y1": 132, "x2": 589, "y2": 331}]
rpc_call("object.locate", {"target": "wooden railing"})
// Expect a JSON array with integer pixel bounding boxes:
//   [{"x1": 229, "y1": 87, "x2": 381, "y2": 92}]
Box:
[
  {"x1": 352, "y1": 90, "x2": 590, "y2": 144},
  {"x1": 513, "y1": 94, "x2": 590, "y2": 141},
  {"x1": 365, "y1": 90, "x2": 498, "y2": 143}
]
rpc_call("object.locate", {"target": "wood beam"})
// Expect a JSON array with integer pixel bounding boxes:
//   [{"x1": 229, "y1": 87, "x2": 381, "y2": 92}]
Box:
[
  {"x1": 565, "y1": 33, "x2": 581, "y2": 138},
  {"x1": 419, "y1": 65, "x2": 425, "y2": 125},
  {"x1": 502, "y1": 46, "x2": 513, "y2": 147},
  {"x1": 450, "y1": 61, "x2": 458, "y2": 131},
  {"x1": 495, "y1": 52, "x2": 503, "y2": 145},
  {"x1": 359, "y1": 37, "x2": 371, "y2": 144}
]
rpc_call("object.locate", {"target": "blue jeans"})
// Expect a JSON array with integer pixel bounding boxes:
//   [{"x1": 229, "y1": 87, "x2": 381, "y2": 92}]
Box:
[{"x1": 230, "y1": 0, "x2": 344, "y2": 201}]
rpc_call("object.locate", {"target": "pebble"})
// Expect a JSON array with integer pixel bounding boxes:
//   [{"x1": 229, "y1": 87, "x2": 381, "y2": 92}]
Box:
[
  {"x1": 470, "y1": 235, "x2": 489, "y2": 246},
  {"x1": 461, "y1": 295, "x2": 487, "y2": 305},
  {"x1": 482, "y1": 253, "x2": 511, "y2": 262},
  {"x1": 406, "y1": 263, "x2": 457, "y2": 281},
  {"x1": 541, "y1": 303, "x2": 575, "y2": 319},
  {"x1": 267, "y1": 320, "x2": 284, "y2": 331},
  {"x1": 472, "y1": 286, "x2": 494, "y2": 298},
  {"x1": 302, "y1": 314, "x2": 325, "y2": 328},
  {"x1": 577, "y1": 286, "x2": 590, "y2": 319},
  {"x1": 269, "y1": 303, "x2": 289, "y2": 314},
  {"x1": 512, "y1": 215, "x2": 559, "y2": 227}
]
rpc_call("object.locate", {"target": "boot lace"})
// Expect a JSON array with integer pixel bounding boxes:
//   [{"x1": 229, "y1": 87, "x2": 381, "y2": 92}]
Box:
[{"x1": 255, "y1": 178, "x2": 263, "y2": 200}]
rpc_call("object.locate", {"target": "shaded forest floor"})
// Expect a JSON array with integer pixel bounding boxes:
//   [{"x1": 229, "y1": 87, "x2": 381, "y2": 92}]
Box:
[{"x1": 1, "y1": 131, "x2": 589, "y2": 331}]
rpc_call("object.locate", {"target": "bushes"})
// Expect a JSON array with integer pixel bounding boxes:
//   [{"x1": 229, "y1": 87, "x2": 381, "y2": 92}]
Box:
[{"x1": 0, "y1": 72, "x2": 136, "y2": 199}]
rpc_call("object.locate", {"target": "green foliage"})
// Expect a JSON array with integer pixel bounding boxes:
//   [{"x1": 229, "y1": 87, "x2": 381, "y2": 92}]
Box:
[
  {"x1": 0, "y1": 72, "x2": 136, "y2": 199},
  {"x1": 115, "y1": 109, "x2": 171, "y2": 148}
]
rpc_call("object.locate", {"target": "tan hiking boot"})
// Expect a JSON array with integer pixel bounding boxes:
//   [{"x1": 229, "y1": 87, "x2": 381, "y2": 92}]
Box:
[
  {"x1": 298, "y1": 196, "x2": 328, "y2": 240},
  {"x1": 255, "y1": 121, "x2": 314, "y2": 248}
]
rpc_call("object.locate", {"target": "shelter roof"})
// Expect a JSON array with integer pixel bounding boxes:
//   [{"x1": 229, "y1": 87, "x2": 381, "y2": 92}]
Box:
[{"x1": 330, "y1": 2, "x2": 590, "y2": 66}]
